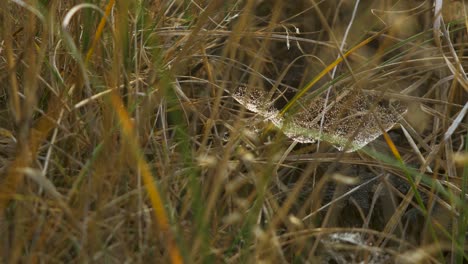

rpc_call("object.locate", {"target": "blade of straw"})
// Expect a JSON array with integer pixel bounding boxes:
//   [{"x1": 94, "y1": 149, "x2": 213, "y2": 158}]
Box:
[{"x1": 280, "y1": 28, "x2": 389, "y2": 116}]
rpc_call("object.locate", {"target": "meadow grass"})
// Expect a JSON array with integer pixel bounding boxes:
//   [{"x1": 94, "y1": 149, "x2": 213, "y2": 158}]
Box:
[{"x1": 0, "y1": 0, "x2": 467, "y2": 263}]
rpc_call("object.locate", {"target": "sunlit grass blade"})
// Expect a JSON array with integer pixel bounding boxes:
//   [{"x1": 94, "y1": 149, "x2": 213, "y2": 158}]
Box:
[
  {"x1": 83, "y1": 1, "x2": 182, "y2": 262},
  {"x1": 279, "y1": 27, "x2": 388, "y2": 115},
  {"x1": 85, "y1": 0, "x2": 115, "y2": 64},
  {"x1": 109, "y1": 91, "x2": 183, "y2": 264}
]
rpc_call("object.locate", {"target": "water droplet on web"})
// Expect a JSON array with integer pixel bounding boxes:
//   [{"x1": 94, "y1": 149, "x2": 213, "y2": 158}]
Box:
[{"x1": 231, "y1": 86, "x2": 406, "y2": 152}]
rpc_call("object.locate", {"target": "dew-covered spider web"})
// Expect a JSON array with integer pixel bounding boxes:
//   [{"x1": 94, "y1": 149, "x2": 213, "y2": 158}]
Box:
[{"x1": 232, "y1": 86, "x2": 407, "y2": 152}]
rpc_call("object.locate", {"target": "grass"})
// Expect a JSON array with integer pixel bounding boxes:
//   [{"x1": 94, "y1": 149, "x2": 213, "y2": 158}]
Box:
[{"x1": 0, "y1": 0, "x2": 467, "y2": 263}]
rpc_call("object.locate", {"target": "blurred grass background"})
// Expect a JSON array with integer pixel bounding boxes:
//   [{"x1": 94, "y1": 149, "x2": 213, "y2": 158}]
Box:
[{"x1": 0, "y1": 0, "x2": 467, "y2": 263}]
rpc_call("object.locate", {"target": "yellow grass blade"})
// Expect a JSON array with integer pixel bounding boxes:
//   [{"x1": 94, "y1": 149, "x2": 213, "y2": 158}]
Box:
[
  {"x1": 84, "y1": 1, "x2": 183, "y2": 262},
  {"x1": 85, "y1": 0, "x2": 115, "y2": 64},
  {"x1": 109, "y1": 91, "x2": 183, "y2": 264},
  {"x1": 382, "y1": 130, "x2": 402, "y2": 161},
  {"x1": 279, "y1": 28, "x2": 388, "y2": 116}
]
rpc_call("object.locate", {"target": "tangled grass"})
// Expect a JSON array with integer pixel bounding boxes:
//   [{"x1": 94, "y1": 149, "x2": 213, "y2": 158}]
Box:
[{"x1": 0, "y1": 0, "x2": 467, "y2": 263}]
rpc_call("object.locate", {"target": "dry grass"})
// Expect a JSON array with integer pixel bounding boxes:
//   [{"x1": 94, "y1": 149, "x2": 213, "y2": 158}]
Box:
[{"x1": 0, "y1": 0, "x2": 467, "y2": 263}]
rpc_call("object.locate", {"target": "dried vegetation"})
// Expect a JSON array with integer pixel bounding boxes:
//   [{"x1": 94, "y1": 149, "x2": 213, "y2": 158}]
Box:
[{"x1": 0, "y1": 0, "x2": 467, "y2": 263}]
